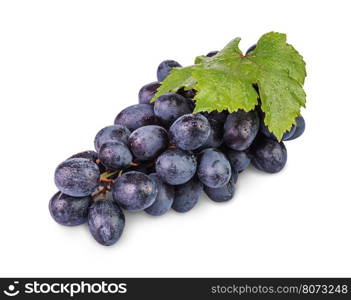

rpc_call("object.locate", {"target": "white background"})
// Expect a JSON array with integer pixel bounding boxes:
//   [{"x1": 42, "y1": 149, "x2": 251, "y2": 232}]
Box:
[{"x1": 0, "y1": 0, "x2": 350, "y2": 277}]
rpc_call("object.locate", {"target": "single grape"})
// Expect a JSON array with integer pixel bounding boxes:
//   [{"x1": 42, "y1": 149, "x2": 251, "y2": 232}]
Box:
[
  {"x1": 114, "y1": 104, "x2": 159, "y2": 131},
  {"x1": 138, "y1": 81, "x2": 160, "y2": 104},
  {"x1": 145, "y1": 173, "x2": 174, "y2": 216},
  {"x1": 250, "y1": 136, "x2": 287, "y2": 173},
  {"x1": 156, "y1": 148, "x2": 197, "y2": 185},
  {"x1": 199, "y1": 118, "x2": 223, "y2": 149},
  {"x1": 260, "y1": 120, "x2": 296, "y2": 141},
  {"x1": 202, "y1": 110, "x2": 228, "y2": 125},
  {"x1": 49, "y1": 191, "x2": 91, "y2": 226},
  {"x1": 286, "y1": 116, "x2": 305, "y2": 141},
  {"x1": 225, "y1": 148, "x2": 251, "y2": 172},
  {"x1": 246, "y1": 44, "x2": 256, "y2": 55},
  {"x1": 69, "y1": 150, "x2": 106, "y2": 173},
  {"x1": 197, "y1": 148, "x2": 232, "y2": 188},
  {"x1": 169, "y1": 114, "x2": 210, "y2": 150},
  {"x1": 112, "y1": 171, "x2": 157, "y2": 211},
  {"x1": 204, "y1": 175, "x2": 235, "y2": 202},
  {"x1": 94, "y1": 125, "x2": 130, "y2": 151},
  {"x1": 206, "y1": 51, "x2": 218, "y2": 57},
  {"x1": 128, "y1": 125, "x2": 169, "y2": 160},
  {"x1": 55, "y1": 158, "x2": 100, "y2": 197},
  {"x1": 224, "y1": 109, "x2": 259, "y2": 151},
  {"x1": 177, "y1": 88, "x2": 196, "y2": 99},
  {"x1": 98, "y1": 141, "x2": 133, "y2": 170},
  {"x1": 154, "y1": 93, "x2": 194, "y2": 127},
  {"x1": 172, "y1": 177, "x2": 203, "y2": 213},
  {"x1": 88, "y1": 199, "x2": 125, "y2": 246},
  {"x1": 157, "y1": 60, "x2": 182, "y2": 82}
]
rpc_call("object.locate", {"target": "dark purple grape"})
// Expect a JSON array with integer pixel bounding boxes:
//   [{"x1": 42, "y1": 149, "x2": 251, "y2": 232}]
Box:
[
  {"x1": 177, "y1": 88, "x2": 196, "y2": 99},
  {"x1": 55, "y1": 158, "x2": 100, "y2": 197},
  {"x1": 200, "y1": 118, "x2": 223, "y2": 149},
  {"x1": 98, "y1": 141, "x2": 133, "y2": 170},
  {"x1": 112, "y1": 171, "x2": 157, "y2": 211},
  {"x1": 169, "y1": 114, "x2": 211, "y2": 150},
  {"x1": 246, "y1": 44, "x2": 256, "y2": 55},
  {"x1": 172, "y1": 177, "x2": 203, "y2": 213},
  {"x1": 251, "y1": 136, "x2": 287, "y2": 173},
  {"x1": 94, "y1": 125, "x2": 130, "y2": 151},
  {"x1": 154, "y1": 93, "x2": 194, "y2": 127},
  {"x1": 197, "y1": 148, "x2": 232, "y2": 188},
  {"x1": 114, "y1": 104, "x2": 158, "y2": 131},
  {"x1": 204, "y1": 175, "x2": 235, "y2": 202},
  {"x1": 206, "y1": 51, "x2": 218, "y2": 57},
  {"x1": 157, "y1": 60, "x2": 182, "y2": 82},
  {"x1": 225, "y1": 148, "x2": 251, "y2": 172},
  {"x1": 49, "y1": 192, "x2": 91, "y2": 226},
  {"x1": 202, "y1": 110, "x2": 228, "y2": 125},
  {"x1": 224, "y1": 110, "x2": 259, "y2": 151},
  {"x1": 156, "y1": 148, "x2": 197, "y2": 185},
  {"x1": 145, "y1": 173, "x2": 174, "y2": 216},
  {"x1": 88, "y1": 199, "x2": 125, "y2": 246},
  {"x1": 129, "y1": 125, "x2": 169, "y2": 160},
  {"x1": 138, "y1": 81, "x2": 160, "y2": 104},
  {"x1": 286, "y1": 116, "x2": 305, "y2": 141}
]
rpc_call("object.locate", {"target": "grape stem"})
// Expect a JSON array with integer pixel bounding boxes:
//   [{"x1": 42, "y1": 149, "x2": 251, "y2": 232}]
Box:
[
  {"x1": 100, "y1": 170, "x2": 119, "y2": 180},
  {"x1": 92, "y1": 185, "x2": 109, "y2": 199},
  {"x1": 100, "y1": 178, "x2": 114, "y2": 183}
]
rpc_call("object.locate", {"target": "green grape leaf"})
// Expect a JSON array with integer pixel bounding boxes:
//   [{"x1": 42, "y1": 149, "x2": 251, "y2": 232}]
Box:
[
  {"x1": 151, "y1": 32, "x2": 307, "y2": 141},
  {"x1": 191, "y1": 37, "x2": 259, "y2": 113},
  {"x1": 152, "y1": 66, "x2": 196, "y2": 100}
]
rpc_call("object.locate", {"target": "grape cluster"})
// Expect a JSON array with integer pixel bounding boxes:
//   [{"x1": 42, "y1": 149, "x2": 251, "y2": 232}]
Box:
[{"x1": 49, "y1": 57, "x2": 305, "y2": 246}]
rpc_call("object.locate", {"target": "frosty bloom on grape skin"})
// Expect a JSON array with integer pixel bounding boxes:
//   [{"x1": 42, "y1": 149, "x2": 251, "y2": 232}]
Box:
[
  {"x1": 224, "y1": 110, "x2": 260, "y2": 151},
  {"x1": 128, "y1": 125, "x2": 169, "y2": 160},
  {"x1": 138, "y1": 81, "x2": 160, "y2": 104},
  {"x1": 155, "y1": 149, "x2": 197, "y2": 185},
  {"x1": 88, "y1": 199, "x2": 125, "y2": 246},
  {"x1": 98, "y1": 141, "x2": 133, "y2": 170},
  {"x1": 94, "y1": 124, "x2": 130, "y2": 151},
  {"x1": 172, "y1": 177, "x2": 203, "y2": 213},
  {"x1": 49, "y1": 192, "x2": 91, "y2": 226},
  {"x1": 250, "y1": 136, "x2": 288, "y2": 173},
  {"x1": 114, "y1": 104, "x2": 159, "y2": 131},
  {"x1": 154, "y1": 93, "x2": 194, "y2": 127},
  {"x1": 112, "y1": 171, "x2": 158, "y2": 211},
  {"x1": 204, "y1": 175, "x2": 236, "y2": 203},
  {"x1": 169, "y1": 113, "x2": 211, "y2": 150},
  {"x1": 197, "y1": 148, "x2": 232, "y2": 188},
  {"x1": 54, "y1": 158, "x2": 100, "y2": 197},
  {"x1": 145, "y1": 173, "x2": 175, "y2": 216},
  {"x1": 50, "y1": 31, "x2": 306, "y2": 246}
]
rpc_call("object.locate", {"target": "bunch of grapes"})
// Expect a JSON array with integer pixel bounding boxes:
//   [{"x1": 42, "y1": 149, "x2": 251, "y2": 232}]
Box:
[{"x1": 49, "y1": 55, "x2": 305, "y2": 246}]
